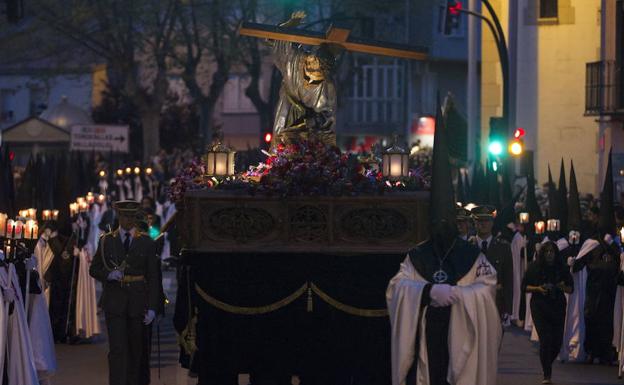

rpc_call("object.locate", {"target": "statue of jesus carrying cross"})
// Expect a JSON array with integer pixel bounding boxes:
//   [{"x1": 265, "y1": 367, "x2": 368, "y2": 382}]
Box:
[{"x1": 240, "y1": 11, "x2": 428, "y2": 148}]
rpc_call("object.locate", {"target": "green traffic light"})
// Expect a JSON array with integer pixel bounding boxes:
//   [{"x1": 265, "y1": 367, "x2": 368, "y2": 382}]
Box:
[{"x1": 488, "y1": 141, "x2": 503, "y2": 156}]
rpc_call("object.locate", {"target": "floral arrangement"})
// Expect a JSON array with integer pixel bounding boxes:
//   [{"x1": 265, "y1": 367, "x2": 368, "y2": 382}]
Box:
[{"x1": 168, "y1": 140, "x2": 429, "y2": 202}]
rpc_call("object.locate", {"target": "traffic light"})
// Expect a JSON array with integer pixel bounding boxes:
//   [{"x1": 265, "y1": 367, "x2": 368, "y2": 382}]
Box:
[
  {"x1": 488, "y1": 116, "x2": 506, "y2": 157},
  {"x1": 442, "y1": 0, "x2": 462, "y2": 35},
  {"x1": 508, "y1": 128, "x2": 525, "y2": 156},
  {"x1": 488, "y1": 141, "x2": 504, "y2": 156}
]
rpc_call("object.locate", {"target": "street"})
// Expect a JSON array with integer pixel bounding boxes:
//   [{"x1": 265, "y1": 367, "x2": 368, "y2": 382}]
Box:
[{"x1": 51, "y1": 270, "x2": 623, "y2": 385}]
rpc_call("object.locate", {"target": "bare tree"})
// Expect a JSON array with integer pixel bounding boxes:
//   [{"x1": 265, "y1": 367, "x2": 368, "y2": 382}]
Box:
[{"x1": 29, "y1": 0, "x2": 178, "y2": 160}]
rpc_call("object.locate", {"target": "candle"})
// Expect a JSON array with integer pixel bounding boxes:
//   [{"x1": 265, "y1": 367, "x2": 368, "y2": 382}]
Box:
[
  {"x1": 0, "y1": 213, "x2": 7, "y2": 237},
  {"x1": 547, "y1": 219, "x2": 560, "y2": 232},
  {"x1": 18, "y1": 209, "x2": 28, "y2": 218},
  {"x1": 69, "y1": 203, "x2": 79, "y2": 216},
  {"x1": 620, "y1": 227, "x2": 624, "y2": 242},
  {"x1": 134, "y1": 167, "x2": 140, "y2": 175},
  {"x1": 145, "y1": 167, "x2": 153, "y2": 176},
  {"x1": 27, "y1": 208, "x2": 36, "y2": 219},
  {"x1": 116, "y1": 169, "x2": 123, "y2": 177},
  {"x1": 42, "y1": 210, "x2": 51, "y2": 221},
  {"x1": 535, "y1": 221, "x2": 545, "y2": 234},
  {"x1": 52, "y1": 210, "x2": 59, "y2": 220},
  {"x1": 125, "y1": 167, "x2": 131, "y2": 175},
  {"x1": 6, "y1": 219, "x2": 14, "y2": 238},
  {"x1": 79, "y1": 201, "x2": 89, "y2": 213},
  {"x1": 13, "y1": 220, "x2": 23, "y2": 239},
  {"x1": 519, "y1": 212, "x2": 529, "y2": 224},
  {"x1": 99, "y1": 170, "x2": 106, "y2": 178},
  {"x1": 77, "y1": 197, "x2": 86, "y2": 205},
  {"x1": 86, "y1": 193, "x2": 95, "y2": 205},
  {"x1": 98, "y1": 194, "x2": 106, "y2": 204},
  {"x1": 24, "y1": 219, "x2": 37, "y2": 239}
]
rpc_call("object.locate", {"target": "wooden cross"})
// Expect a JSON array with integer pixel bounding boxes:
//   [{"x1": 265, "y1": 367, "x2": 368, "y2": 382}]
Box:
[{"x1": 239, "y1": 22, "x2": 428, "y2": 61}]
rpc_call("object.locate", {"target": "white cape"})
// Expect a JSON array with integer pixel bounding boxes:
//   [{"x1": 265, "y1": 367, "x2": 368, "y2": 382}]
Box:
[
  {"x1": 75, "y1": 248, "x2": 101, "y2": 338},
  {"x1": 510, "y1": 232, "x2": 525, "y2": 321},
  {"x1": 27, "y1": 289, "x2": 57, "y2": 380},
  {"x1": 33, "y1": 237, "x2": 55, "y2": 306},
  {"x1": 386, "y1": 253, "x2": 501, "y2": 385},
  {"x1": 0, "y1": 263, "x2": 39, "y2": 385}
]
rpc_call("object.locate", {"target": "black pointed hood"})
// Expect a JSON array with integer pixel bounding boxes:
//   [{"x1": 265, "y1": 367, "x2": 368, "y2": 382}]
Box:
[
  {"x1": 567, "y1": 160, "x2": 582, "y2": 231},
  {"x1": 599, "y1": 149, "x2": 615, "y2": 236},
  {"x1": 472, "y1": 160, "x2": 486, "y2": 204},
  {"x1": 525, "y1": 151, "x2": 543, "y2": 225},
  {"x1": 429, "y1": 94, "x2": 456, "y2": 237},
  {"x1": 456, "y1": 168, "x2": 466, "y2": 204},
  {"x1": 463, "y1": 170, "x2": 472, "y2": 203},
  {"x1": 547, "y1": 164, "x2": 560, "y2": 220},
  {"x1": 558, "y1": 158, "x2": 568, "y2": 232}
]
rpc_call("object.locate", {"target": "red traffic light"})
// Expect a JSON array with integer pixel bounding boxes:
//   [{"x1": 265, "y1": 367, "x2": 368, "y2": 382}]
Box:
[
  {"x1": 264, "y1": 132, "x2": 272, "y2": 143},
  {"x1": 513, "y1": 128, "x2": 525, "y2": 139},
  {"x1": 449, "y1": 1, "x2": 462, "y2": 15}
]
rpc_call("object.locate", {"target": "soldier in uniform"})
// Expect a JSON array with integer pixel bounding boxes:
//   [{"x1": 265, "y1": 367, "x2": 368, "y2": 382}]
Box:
[
  {"x1": 456, "y1": 207, "x2": 472, "y2": 241},
  {"x1": 471, "y1": 205, "x2": 514, "y2": 322},
  {"x1": 90, "y1": 200, "x2": 160, "y2": 385}
]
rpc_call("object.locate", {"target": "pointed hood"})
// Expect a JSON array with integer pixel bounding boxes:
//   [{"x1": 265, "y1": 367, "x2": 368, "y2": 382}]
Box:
[
  {"x1": 525, "y1": 151, "x2": 543, "y2": 225},
  {"x1": 472, "y1": 160, "x2": 486, "y2": 204},
  {"x1": 456, "y1": 168, "x2": 466, "y2": 204},
  {"x1": 501, "y1": 159, "x2": 513, "y2": 205},
  {"x1": 429, "y1": 94, "x2": 457, "y2": 237},
  {"x1": 547, "y1": 164, "x2": 560, "y2": 220},
  {"x1": 599, "y1": 149, "x2": 615, "y2": 236},
  {"x1": 463, "y1": 170, "x2": 472, "y2": 203},
  {"x1": 558, "y1": 158, "x2": 568, "y2": 232},
  {"x1": 567, "y1": 160, "x2": 582, "y2": 231}
]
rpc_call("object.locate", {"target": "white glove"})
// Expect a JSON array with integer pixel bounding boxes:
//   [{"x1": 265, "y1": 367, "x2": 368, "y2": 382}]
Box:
[
  {"x1": 41, "y1": 229, "x2": 51, "y2": 241},
  {"x1": 143, "y1": 309, "x2": 156, "y2": 325},
  {"x1": 73, "y1": 247, "x2": 80, "y2": 257},
  {"x1": 107, "y1": 270, "x2": 123, "y2": 281},
  {"x1": 24, "y1": 256, "x2": 37, "y2": 270},
  {"x1": 604, "y1": 233, "x2": 614, "y2": 245},
  {"x1": 429, "y1": 284, "x2": 458, "y2": 307},
  {"x1": 50, "y1": 231, "x2": 58, "y2": 239},
  {"x1": 567, "y1": 256, "x2": 575, "y2": 267},
  {"x1": 2, "y1": 287, "x2": 15, "y2": 303}
]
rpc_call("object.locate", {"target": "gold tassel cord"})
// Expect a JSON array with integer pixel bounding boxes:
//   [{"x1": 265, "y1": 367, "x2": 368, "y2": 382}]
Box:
[
  {"x1": 310, "y1": 283, "x2": 388, "y2": 318},
  {"x1": 194, "y1": 282, "x2": 388, "y2": 317},
  {"x1": 194, "y1": 283, "x2": 309, "y2": 315}
]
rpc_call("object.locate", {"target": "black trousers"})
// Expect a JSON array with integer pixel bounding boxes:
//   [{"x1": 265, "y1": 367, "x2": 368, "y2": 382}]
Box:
[
  {"x1": 105, "y1": 312, "x2": 144, "y2": 385},
  {"x1": 531, "y1": 296, "x2": 566, "y2": 378}
]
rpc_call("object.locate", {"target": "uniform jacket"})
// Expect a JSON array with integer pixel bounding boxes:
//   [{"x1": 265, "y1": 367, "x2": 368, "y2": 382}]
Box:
[
  {"x1": 89, "y1": 229, "x2": 160, "y2": 317},
  {"x1": 471, "y1": 235, "x2": 514, "y2": 315}
]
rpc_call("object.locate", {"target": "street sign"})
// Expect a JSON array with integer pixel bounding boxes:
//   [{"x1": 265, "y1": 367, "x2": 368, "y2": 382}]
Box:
[{"x1": 70, "y1": 124, "x2": 129, "y2": 153}]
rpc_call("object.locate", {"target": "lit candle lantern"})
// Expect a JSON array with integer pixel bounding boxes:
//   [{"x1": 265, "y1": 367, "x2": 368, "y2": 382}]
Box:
[
  {"x1": 52, "y1": 210, "x2": 59, "y2": 220},
  {"x1": 519, "y1": 212, "x2": 529, "y2": 224},
  {"x1": 134, "y1": 167, "x2": 141, "y2": 175},
  {"x1": 125, "y1": 167, "x2": 132, "y2": 175},
  {"x1": 145, "y1": 167, "x2": 153, "y2": 176},
  {"x1": 546, "y1": 219, "x2": 560, "y2": 232},
  {"x1": 98, "y1": 194, "x2": 106, "y2": 204},
  {"x1": 0, "y1": 213, "x2": 7, "y2": 237},
  {"x1": 18, "y1": 209, "x2": 28, "y2": 218},
  {"x1": 28, "y1": 208, "x2": 36, "y2": 219},
  {"x1": 79, "y1": 201, "x2": 89, "y2": 213},
  {"x1": 116, "y1": 169, "x2": 123, "y2": 177},
  {"x1": 77, "y1": 197, "x2": 86, "y2": 205},
  {"x1": 42, "y1": 210, "x2": 51, "y2": 221},
  {"x1": 382, "y1": 135, "x2": 409, "y2": 179},
  {"x1": 99, "y1": 170, "x2": 106, "y2": 178},
  {"x1": 535, "y1": 221, "x2": 545, "y2": 235},
  {"x1": 205, "y1": 142, "x2": 236, "y2": 177},
  {"x1": 86, "y1": 193, "x2": 95, "y2": 205}
]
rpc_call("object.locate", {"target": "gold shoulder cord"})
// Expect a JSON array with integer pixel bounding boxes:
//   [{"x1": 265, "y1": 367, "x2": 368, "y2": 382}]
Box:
[{"x1": 100, "y1": 233, "x2": 126, "y2": 272}]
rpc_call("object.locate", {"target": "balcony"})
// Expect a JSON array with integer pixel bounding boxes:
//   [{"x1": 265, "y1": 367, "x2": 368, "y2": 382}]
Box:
[{"x1": 585, "y1": 60, "x2": 624, "y2": 116}]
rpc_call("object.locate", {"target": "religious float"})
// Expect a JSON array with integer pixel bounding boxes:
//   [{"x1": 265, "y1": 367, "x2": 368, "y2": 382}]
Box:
[{"x1": 173, "y1": 11, "x2": 432, "y2": 384}]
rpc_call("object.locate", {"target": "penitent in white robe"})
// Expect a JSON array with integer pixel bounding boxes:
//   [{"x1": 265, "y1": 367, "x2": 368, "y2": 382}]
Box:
[
  {"x1": 510, "y1": 232, "x2": 525, "y2": 321},
  {"x1": 75, "y1": 248, "x2": 101, "y2": 338},
  {"x1": 0, "y1": 263, "x2": 39, "y2": 385},
  {"x1": 33, "y1": 237, "x2": 55, "y2": 306},
  {"x1": 27, "y1": 285, "x2": 57, "y2": 381},
  {"x1": 386, "y1": 253, "x2": 501, "y2": 385}
]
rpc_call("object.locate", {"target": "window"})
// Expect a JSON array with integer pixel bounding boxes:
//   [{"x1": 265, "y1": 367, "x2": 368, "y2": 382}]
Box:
[
  {"x1": 222, "y1": 74, "x2": 256, "y2": 114},
  {"x1": 0, "y1": 89, "x2": 14, "y2": 123},
  {"x1": 29, "y1": 87, "x2": 47, "y2": 117},
  {"x1": 540, "y1": 0, "x2": 558, "y2": 19},
  {"x1": 347, "y1": 57, "x2": 403, "y2": 125}
]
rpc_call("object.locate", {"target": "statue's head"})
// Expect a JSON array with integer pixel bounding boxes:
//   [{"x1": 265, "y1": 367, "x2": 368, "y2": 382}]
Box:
[{"x1": 304, "y1": 43, "x2": 338, "y2": 82}]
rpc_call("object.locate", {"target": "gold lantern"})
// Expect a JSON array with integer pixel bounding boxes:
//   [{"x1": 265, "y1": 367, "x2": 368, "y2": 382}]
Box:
[
  {"x1": 382, "y1": 136, "x2": 409, "y2": 179},
  {"x1": 205, "y1": 142, "x2": 235, "y2": 177}
]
